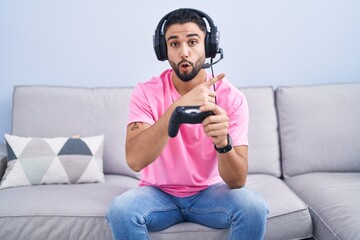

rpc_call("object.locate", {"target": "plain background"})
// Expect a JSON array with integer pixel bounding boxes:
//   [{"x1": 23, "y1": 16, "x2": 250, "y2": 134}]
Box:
[{"x1": 1, "y1": 0, "x2": 360, "y2": 142}]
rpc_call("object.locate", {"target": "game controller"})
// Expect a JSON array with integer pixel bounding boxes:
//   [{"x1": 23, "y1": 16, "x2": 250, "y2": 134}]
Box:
[{"x1": 168, "y1": 106, "x2": 214, "y2": 137}]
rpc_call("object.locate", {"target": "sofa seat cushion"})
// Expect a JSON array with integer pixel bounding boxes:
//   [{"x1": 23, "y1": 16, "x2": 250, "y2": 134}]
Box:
[
  {"x1": 286, "y1": 172, "x2": 360, "y2": 240},
  {"x1": 247, "y1": 174, "x2": 312, "y2": 240},
  {"x1": 150, "y1": 222, "x2": 228, "y2": 240},
  {"x1": 0, "y1": 174, "x2": 138, "y2": 240},
  {"x1": 0, "y1": 173, "x2": 312, "y2": 240}
]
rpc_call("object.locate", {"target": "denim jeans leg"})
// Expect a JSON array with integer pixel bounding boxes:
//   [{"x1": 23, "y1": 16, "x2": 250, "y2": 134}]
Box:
[
  {"x1": 106, "y1": 186, "x2": 183, "y2": 240},
  {"x1": 184, "y1": 183, "x2": 268, "y2": 240}
]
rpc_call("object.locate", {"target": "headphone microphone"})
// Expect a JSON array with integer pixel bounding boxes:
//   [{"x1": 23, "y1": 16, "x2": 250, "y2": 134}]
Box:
[
  {"x1": 202, "y1": 48, "x2": 224, "y2": 69},
  {"x1": 202, "y1": 48, "x2": 223, "y2": 105}
]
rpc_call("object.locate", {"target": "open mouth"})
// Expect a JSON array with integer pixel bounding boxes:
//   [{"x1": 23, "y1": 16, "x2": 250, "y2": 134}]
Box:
[{"x1": 179, "y1": 62, "x2": 193, "y2": 71}]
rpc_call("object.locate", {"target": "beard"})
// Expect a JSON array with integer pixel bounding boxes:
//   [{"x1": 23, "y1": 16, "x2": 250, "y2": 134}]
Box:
[{"x1": 169, "y1": 57, "x2": 205, "y2": 82}]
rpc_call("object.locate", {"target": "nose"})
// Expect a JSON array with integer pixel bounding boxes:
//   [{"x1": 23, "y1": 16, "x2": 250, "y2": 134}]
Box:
[{"x1": 179, "y1": 43, "x2": 189, "y2": 59}]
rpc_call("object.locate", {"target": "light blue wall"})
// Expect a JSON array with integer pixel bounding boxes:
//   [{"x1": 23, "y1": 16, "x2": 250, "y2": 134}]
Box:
[{"x1": 1, "y1": 0, "x2": 360, "y2": 141}]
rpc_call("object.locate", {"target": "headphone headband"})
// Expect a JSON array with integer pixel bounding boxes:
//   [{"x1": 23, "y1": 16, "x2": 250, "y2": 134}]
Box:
[
  {"x1": 153, "y1": 8, "x2": 220, "y2": 61},
  {"x1": 155, "y1": 8, "x2": 216, "y2": 35}
]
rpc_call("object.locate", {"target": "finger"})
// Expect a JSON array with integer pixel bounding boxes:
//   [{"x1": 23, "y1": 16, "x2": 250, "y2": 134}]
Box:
[
  {"x1": 208, "y1": 90, "x2": 216, "y2": 97},
  {"x1": 208, "y1": 96, "x2": 216, "y2": 104},
  {"x1": 204, "y1": 73, "x2": 225, "y2": 87},
  {"x1": 199, "y1": 103, "x2": 216, "y2": 113},
  {"x1": 203, "y1": 125, "x2": 228, "y2": 139},
  {"x1": 200, "y1": 104, "x2": 225, "y2": 116},
  {"x1": 208, "y1": 90, "x2": 216, "y2": 103},
  {"x1": 203, "y1": 117, "x2": 229, "y2": 131}
]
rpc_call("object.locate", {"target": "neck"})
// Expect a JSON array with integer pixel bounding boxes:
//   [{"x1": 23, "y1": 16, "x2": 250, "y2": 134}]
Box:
[{"x1": 172, "y1": 69, "x2": 206, "y2": 96}]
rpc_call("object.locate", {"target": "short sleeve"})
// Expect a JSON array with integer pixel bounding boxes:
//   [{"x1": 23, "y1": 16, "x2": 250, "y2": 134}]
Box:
[
  {"x1": 228, "y1": 92, "x2": 249, "y2": 147},
  {"x1": 128, "y1": 84, "x2": 156, "y2": 126}
]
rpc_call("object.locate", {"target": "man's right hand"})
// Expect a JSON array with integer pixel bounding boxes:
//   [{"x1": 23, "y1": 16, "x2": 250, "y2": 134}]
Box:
[{"x1": 177, "y1": 73, "x2": 225, "y2": 106}]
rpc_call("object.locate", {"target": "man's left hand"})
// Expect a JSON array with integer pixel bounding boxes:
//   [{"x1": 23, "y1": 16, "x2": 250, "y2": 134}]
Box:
[{"x1": 200, "y1": 104, "x2": 229, "y2": 147}]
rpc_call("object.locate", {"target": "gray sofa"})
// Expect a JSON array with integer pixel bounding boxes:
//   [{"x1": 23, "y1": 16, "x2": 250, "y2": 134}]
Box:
[{"x1": 0, "y1": 82, "x2": 359, "y2": 240}]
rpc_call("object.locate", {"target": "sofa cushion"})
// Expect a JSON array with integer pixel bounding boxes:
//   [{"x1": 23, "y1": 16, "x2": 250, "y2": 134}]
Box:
[
  {"x1": 0, "y1": 174, "x2": 312, "y2": 240},
  {"x1": 276, "y1": 82, "x2": 360, "y2": 177},
  {"x1": 150, "y1": 222, "x2": 228, "y2": 240},
  {"x1": 239, "y1": 87, "x2": 281, "y2": 177},
  {"x1": 11, "y1": 86, "x2": 139, "y2": 178},
  {"x1": 0, "y1": 174, "x2": 138, "y2": 240},
  {"x1": 246, "y1": 174, "x2": 312, "y2": 240},
  {"x1": 286, "y1": 172, "x2": 360, "y2": 240},
  {"x1": 0, "y1": 134, "x2": 105, "y2": 189}
]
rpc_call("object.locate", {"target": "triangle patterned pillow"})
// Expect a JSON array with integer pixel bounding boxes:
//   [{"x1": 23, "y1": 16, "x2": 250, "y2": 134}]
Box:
[{"x1": 0, "y1": 134, "x2": 105, "y2": 189}]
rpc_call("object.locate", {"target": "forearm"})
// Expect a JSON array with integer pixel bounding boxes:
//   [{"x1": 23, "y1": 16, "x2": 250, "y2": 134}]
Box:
[
  {"x1": 217, "y1": 146, "x2": 248, "y2": 189},
  {"x1": 125, "y1": 104, "x2": 179, "y2": 172},
  {"x1": 126, "y1": 118, "x2": 168, "y2": 172}
]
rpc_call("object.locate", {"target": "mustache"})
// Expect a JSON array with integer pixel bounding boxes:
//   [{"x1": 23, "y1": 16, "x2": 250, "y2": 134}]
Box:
[{"x1": 177, "y1": 60, "x2": 194, "y2": 68}]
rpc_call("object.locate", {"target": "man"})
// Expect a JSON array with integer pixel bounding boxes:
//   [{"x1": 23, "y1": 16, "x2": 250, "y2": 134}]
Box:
[{"x1": 107, "y1": 8, "x2": 268, "y2": 239}]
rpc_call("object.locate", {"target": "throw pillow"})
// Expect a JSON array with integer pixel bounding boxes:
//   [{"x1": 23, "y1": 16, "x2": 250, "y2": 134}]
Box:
[{"x1": 0, "y1": 134, "x2": 105, "y2": 189}]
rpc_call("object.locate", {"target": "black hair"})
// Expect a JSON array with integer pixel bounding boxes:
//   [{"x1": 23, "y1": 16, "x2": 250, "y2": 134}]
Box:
[{"x1": 163, "y1": 8, "x2": 207, "y2": 36}]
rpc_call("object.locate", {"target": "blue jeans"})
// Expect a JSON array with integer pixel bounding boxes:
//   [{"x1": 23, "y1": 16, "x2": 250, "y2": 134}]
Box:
[{"x1": 106, "y1": 182, "x2": 268, "y2": 240}]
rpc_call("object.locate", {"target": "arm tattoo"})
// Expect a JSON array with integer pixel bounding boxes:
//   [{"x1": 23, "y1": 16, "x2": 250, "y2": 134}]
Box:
[{"x1": 130, "y1": 122, "x2": 142, "y2": 131}]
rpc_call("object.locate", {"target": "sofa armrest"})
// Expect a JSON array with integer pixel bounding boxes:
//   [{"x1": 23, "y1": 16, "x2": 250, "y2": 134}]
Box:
[{"x1": 0, "y1": 143, "x2": 7, "y2": 180}]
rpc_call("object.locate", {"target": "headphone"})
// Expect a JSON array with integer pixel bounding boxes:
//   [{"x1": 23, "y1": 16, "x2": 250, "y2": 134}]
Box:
[{"x1": 153, "y1": 8, "x2": 220, "y2": 61}]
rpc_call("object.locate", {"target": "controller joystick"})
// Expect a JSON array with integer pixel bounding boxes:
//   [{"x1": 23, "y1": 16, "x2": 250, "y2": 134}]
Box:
[{"x1": 168, "y1": 106, "x2": 214, "y2": 137}]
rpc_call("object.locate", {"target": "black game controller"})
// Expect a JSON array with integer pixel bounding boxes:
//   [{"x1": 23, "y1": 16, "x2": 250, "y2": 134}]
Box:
[{"x1": 168, "y1": 106, "x2": 214, "y2": 137}]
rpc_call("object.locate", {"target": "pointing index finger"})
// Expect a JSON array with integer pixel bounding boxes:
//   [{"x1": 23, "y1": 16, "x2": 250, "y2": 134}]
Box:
[{"x1": 205, "y1": 73, "x2": 225, "y2": 87}]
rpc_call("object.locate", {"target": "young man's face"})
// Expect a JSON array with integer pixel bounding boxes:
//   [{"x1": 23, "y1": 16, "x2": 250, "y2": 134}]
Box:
[{"x1": 165, "y1": 22, "x2": 206, "y2": 82}]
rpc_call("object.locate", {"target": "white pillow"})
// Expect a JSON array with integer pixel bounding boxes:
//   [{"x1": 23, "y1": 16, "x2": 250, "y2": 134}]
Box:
[{"x1": 0, "y1": 134, "x2": 105, "y2": 189}]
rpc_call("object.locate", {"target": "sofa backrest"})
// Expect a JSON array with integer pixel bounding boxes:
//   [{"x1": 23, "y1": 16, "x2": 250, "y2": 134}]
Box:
[
  {"x1": 240, "y1": 87, "x2": 281, "y2": 177},
  {"x1": 276, "y1": 82, "x2": 360, "y2": 178},
  {"x1": 11, "y1": 85, "x2": 281, "y2": 179},
  {"x1": 12, "y1": 86, "x2": 139, "y2": 178}
]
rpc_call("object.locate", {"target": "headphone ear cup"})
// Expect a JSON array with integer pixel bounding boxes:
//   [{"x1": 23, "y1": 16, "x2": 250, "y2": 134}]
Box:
[
  {"x1": 207, "y1": 27, "x2": 219, "y2": 59},
  {"x1": 159, "y1": 35, "x2": 167, "y2": 61},
  {"x1": 205, "y1": 32, "x2": 211, "y2": 58},
  {"x1": 154, "y1": 29, "x2": 167, "y2": 61},
  {"x1": 153, "y1": 29, "x2": 163, "y2": 61}
]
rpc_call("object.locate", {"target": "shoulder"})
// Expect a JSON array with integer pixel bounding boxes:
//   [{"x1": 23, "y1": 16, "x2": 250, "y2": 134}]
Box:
[
  {"x1": 131, "y1": 69, "x2": 171, "y2": 99},
  {"x1": 136, "y1": 69, "x2": 172, "y2": 91}
]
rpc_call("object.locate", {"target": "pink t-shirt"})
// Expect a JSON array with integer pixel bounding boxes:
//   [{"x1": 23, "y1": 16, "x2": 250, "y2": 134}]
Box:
[{"x1": 128, "y1": 69, "x2": 249, "y2": 197}]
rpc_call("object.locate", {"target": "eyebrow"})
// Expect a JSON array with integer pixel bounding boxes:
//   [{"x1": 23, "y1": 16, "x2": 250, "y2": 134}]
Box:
[{"x1": 166, "y1": 33, "x2": 201, "y2": 42}]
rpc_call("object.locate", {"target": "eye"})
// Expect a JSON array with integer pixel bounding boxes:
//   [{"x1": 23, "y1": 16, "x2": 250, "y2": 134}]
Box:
[
  {"x1": 189, "y1": 40, "x2": 198, "y2": 46},
  {"x1": 170, "y1": 42, "x2": 179, "y2": 48}
]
